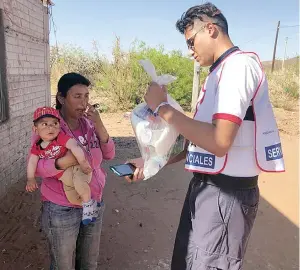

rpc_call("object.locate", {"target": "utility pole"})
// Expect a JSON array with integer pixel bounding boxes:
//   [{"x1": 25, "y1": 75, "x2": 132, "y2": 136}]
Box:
[
  {"x1": 191, "y1": 61, "x2": 200, "y2": 112},
  {"x1": 271, "y1": 21, "x2": 280, "y2": 72},
  {"x1": 282, "y1": 37, "x2": 288, "y2": 70}
]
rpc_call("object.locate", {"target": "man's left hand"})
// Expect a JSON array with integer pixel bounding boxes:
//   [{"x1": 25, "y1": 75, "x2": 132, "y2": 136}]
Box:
[{"x1": 144, "y1": 82, "x2": 168, "y2": 111}]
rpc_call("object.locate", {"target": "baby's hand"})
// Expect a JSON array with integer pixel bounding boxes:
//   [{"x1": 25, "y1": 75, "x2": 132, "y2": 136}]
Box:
[
  {"x1": 80, "y1": 160, "x2": 92, "y2": 175},
  {"x1": 26, "y1": 178, "x2": 38, "y2": 192}
]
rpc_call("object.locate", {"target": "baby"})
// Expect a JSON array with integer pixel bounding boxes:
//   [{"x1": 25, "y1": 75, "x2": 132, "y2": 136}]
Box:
[{"x1": 26, "y1": 106, "x2": 97, "y2": 225}]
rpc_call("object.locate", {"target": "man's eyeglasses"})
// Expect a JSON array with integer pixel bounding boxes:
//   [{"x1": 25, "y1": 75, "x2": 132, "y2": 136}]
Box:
[
  {"x1": 186, "y1": 23, "x2": 219, "y2": 50},
  {"x1": 186, "y1": 27, "x2": 204, "y2": 50}
]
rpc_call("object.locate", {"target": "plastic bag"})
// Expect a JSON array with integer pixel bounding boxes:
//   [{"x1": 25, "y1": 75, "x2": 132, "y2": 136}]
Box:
[{"x1": 130, "y1": 59, "x2": 185, "y2": 180}]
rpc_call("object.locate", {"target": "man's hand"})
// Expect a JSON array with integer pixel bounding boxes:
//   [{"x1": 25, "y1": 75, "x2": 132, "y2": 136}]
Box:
[
  {"x1": 26, "y1": 178, "x2": 38, "y2": 192},
  {"x1": 144, "y1": 82, "x2": 167, "y2": 111},
  {"x1": 55, "y1": 150, "x2": 78, "y2": 170},
  {"x1": 124, "y1": 157, "x2": 145, "y2": 183}
]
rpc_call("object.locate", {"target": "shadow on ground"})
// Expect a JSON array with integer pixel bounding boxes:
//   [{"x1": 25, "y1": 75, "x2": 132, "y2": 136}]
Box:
[{"x1": 0, "y1": 137, "x2": 298, "y2": 270}]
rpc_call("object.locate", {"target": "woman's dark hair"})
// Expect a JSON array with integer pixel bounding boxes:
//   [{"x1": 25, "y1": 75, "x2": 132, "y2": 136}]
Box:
[
  {"x1": 55, "y1": 72, "x2": 91, "y2": 110},
  {"x1": 176, "y1": 2, "x2": 229, "y2": 35}
]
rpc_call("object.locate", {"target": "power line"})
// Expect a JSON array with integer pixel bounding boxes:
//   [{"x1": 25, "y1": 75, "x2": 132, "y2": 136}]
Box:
[
  {"x1": 238, "y1": 24, "x2": 299, "y2": 47},
  {"x1": 49, "y1": 5, "x2": 58, "y2": 49},
  {"x1": 238, "y1": 30, "x2": 276, "y2": 46},
  {"x1": 280, "y1": 25, "x2": 300, "y2": 28}
]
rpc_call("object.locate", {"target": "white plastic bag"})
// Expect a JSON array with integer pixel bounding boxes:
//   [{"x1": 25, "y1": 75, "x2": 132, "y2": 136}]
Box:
[{"x1": 130, "y1": 59, "x2": 185, "y2": 180}]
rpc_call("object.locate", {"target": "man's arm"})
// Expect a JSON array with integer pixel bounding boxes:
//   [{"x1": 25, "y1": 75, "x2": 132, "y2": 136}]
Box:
[
  {"x1": 148, "y1": 55, "x2": 261, "y2": 157},
  {"x1": 158, "y1": 108, "x2": 239, "y2": 157}
]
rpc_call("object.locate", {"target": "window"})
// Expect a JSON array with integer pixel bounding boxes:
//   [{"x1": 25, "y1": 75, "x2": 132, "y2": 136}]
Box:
[{"x1": 0, "y1": 8, "x2": 8, "y2": 123}]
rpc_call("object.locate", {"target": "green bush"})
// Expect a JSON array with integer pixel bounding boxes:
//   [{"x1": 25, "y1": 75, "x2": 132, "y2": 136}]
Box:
[{"x1": 50, "y1": 38, "x2": 208, "y2": 111}]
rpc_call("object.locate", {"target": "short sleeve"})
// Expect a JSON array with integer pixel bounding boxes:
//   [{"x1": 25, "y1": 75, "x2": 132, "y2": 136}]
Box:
[
  {"x1": 30, "y1": 145, "x2": 40, "y2": 156},
  {"x1": 56, "y1": 132, "x2": 72, "y2": 146},
  {"x1": 212, "y1": 54, "x2": 263, "y2": 125}
]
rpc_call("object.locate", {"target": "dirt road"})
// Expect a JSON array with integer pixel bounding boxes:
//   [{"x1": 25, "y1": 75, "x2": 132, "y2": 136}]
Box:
[{"x1": 0, "y1": 110, "x2": 298, "y2": 270}]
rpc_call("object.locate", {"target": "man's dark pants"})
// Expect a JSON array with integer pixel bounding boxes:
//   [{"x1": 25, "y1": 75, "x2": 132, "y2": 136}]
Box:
[{"x1": 171, "y1": 173, "x2": 259, "y2": 270}]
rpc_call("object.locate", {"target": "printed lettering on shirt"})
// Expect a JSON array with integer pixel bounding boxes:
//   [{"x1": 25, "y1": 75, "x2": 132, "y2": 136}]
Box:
[
  {"x1": 90, "y1": 133, "x2": 100, "y2": 149},
  {"x1": 39, "y1": 145, "x2": 62, "y2": 159},
  {"x1": 78, "y1": 133, "x2": 100, "y2": 149},
  {"x1": 186, "y1": 151, "x2": 215, "y2": 169},
  {"x1": 265, "y1": 143, "x2": 283, "y2": 161},
  {"x1": 78, "y1": 134, "x2": 88, "y2": 145},
  {"x1": 90, "y1": 140, "x2": 100, "y2": 149}
]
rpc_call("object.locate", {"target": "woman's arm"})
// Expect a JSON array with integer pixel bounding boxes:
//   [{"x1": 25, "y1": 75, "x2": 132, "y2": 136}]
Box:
[
  {"x1": 85, "y1": 104, "x2": 116, "y2": 160},
  {"x1": 94, "y1": 121, "x2": 115, "y2": 160},
  {"x1": 35, "y1": 151, "x2": 78, "y2": 177},
  {"x1": 99, "y1": 138, "x2": 115, "y2": 160}
]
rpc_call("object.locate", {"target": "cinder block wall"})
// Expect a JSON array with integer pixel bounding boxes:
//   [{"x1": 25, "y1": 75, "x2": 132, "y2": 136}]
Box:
[{"x1": 0, "y1": 0, "x2": 50, "y2": 195}]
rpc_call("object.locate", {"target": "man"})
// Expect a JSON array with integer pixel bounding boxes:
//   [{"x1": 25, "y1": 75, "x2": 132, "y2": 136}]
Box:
[{"x1": 127, "y1": 2, "x2": 285, "y2": 270}]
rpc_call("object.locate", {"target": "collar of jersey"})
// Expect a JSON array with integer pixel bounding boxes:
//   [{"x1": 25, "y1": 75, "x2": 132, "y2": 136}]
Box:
[{"x1": 209, "y1": 46, "x2": 240, "y2": 73}]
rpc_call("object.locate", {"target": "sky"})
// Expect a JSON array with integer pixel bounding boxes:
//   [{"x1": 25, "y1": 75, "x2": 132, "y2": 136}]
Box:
[{"x1": 49, "y1": 0, "x2": 299, "y2": 62}]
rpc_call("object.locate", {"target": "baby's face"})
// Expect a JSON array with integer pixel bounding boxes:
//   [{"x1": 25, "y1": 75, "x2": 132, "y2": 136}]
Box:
[{"x1": 34, "y1": 117, "x2": 60, "y2": 142}]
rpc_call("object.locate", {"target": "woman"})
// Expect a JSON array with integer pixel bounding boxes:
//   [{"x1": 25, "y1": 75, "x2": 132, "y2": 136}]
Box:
[{"x1": 32, "y1": 72, "x2": 115, "y2": 270}]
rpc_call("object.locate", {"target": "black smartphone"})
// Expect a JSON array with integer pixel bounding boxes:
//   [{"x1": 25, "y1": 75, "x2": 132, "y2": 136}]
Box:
[{"x1": 109, "y1": 163, "x2": 136, "y2": 177}]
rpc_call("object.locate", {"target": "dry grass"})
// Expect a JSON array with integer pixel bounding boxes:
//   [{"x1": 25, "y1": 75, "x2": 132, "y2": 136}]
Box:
[
  {"x1": 265, "y1": 58, "x2": 299, "y2": 111},
  {"x1": 50, "y1": 43, "x2": 299, "y2": 113}
]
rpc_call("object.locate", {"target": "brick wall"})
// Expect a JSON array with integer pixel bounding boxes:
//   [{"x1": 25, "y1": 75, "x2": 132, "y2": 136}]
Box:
[{"x1": 0, "y1": 0, "x2": 50, "y2": 195}]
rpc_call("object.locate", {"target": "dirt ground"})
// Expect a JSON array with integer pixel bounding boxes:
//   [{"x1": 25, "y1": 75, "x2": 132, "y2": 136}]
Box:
[{"x1": 0, "y1": 108, "x2": 298, "y2": 270}]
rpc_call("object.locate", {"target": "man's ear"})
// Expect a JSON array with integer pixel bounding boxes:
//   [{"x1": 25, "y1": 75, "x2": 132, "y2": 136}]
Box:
[{"x1": 208, "y1": 23, "x2": 219, "y2": 38}]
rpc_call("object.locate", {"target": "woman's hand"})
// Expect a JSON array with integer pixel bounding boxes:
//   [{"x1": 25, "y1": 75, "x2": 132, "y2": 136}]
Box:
[
  {"x1": 85, "y1": 103, "x2": 110, "y2": 143},
  {"x1": 125, "y1": 157, "x2": 145, "y2": 183},
  {"x1": 55, "y1": 150, "x2": 78, "y2": 170},
  {"x1": 85, "y1": 103, "x2": 102, "y2": 125}
]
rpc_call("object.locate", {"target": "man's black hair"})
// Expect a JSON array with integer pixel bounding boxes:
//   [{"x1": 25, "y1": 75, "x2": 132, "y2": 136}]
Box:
[
  {"x1": 56, "y1": 72, "x2": 91, "y2": 110},
  {"x1": 176, "y1": 2, "x2": 229, "y2": 35}
]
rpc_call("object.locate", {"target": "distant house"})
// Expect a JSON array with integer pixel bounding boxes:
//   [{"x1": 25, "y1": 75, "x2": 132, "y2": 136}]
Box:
[{"x1": 0, "y1": 0, "x2": 52, "y2": 195}]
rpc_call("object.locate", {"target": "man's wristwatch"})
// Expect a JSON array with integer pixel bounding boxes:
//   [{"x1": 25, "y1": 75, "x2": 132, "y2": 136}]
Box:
[{"x1": 153, "y1": 102, "x2": 169, "y2": 116}]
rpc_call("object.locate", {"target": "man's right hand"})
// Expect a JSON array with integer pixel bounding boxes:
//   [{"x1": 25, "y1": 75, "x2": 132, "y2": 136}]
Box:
[
  {"x1": 55, "y1": 150, "x2": 78, "y2": 170},
  {"x1": 125, "y1": 157, "x2": 145, "y2": 183}
]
